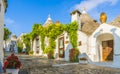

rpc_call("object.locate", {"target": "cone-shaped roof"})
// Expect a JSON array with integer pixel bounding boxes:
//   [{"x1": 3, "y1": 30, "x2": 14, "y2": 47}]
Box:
[
  {"x1": 11, "y1": 34, "x2": 17, "y2": 39},
  {"x1": 43, "y1": 15, "x2": 53, "y2": 27},
  {"x1": 109, "y1": 15, "x2": 120, "y2": 28},
  {"x1": 80, "y1": 9, "x2": 99, "y2": 35}
]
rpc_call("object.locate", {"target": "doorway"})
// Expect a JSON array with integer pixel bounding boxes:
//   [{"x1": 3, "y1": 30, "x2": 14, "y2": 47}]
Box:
[
  {"x1": 102, "y1": 40, "x2": 113, "y2": 61},
  {"x1": 58, "y1": 37, "x2": 64, "y2": 58}
]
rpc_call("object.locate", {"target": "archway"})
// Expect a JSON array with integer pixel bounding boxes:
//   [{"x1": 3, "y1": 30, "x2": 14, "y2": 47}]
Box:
[{"x1": 97, "y1": 33, "x2": 114, "y2": 62}]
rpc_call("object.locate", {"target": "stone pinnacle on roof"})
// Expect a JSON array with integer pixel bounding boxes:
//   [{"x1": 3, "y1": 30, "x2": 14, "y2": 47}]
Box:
[
  {"x1": 48, "y1": 14, "x2": 52, "y2": 20},
  {"x1": 80, "y1": 8, "x2": 99, "y2": 35},
  {"x1": 43, "y1": 14, "x2": 53, "y2": 27},
  {"x1": 82, "y1": 7, "x2": 87, "y2": 14}
]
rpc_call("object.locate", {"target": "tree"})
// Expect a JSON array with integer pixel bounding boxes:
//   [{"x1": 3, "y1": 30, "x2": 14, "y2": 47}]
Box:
[
  {"x1": 4, "y1": 27, "x2": 11, "y2": 50},
  {"x1": 4, "y1": 28, "x2": 11, "y2": 40}
]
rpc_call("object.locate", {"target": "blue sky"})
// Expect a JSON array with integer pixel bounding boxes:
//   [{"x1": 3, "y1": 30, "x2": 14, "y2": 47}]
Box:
[{"x1": 5, "y1": 0, "x2": 120, "y2": 36}]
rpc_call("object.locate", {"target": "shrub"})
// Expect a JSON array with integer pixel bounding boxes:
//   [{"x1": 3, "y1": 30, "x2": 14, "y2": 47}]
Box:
[
  {"x1": 47, "y1": 51, "x2": 54, "y2": 59},
  {"x1": 17, "y1": 42, "x2": 23, "y2": 53},
  {"x1": 44, "y1": 46, "x2": 54, "y2": 59},
  {"x1": 69, "y1": 48, "x2": 79, "y2": 62},
  {"x1": 29, "y1": 50, "x2": 34, "y2": 55}
]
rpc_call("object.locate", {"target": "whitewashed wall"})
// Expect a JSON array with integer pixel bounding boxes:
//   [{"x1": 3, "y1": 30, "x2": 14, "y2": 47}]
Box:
[
  {"x1": 33, "y1": 36, "x2": 43, "y2": 56},
  {"x1": 54, "y1": 31, "x2": 70, "y2": 61},
  {"x1": 0, "y1": 0, "x2": 5, "y2": 64},
  {"x1": 71, "y1": 12, "x2": 81, "y2": 30},
  {"x1": 90, "y1": 23, "x2": 120, "y2": 67},
  {"x1": 77, "y1": 30, "x2": 88, "y2": 54},
  {"x1": 54, "y1": 38, "x2": 58, "y2": 58}
]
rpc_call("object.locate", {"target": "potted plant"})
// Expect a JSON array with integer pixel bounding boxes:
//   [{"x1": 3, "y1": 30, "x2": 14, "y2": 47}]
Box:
[
  {"x1": 3, "y1": 53, "x2": 22, "y2": 74},
  {"x1": 69, "y1": 48, "x2": 79, "y2": 62},
  {"x1": 79, "y1": 57, "x2": 88, "y2": 64}
]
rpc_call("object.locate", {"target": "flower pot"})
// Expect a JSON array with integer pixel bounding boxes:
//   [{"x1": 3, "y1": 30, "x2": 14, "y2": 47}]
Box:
[
  {"x1": 79, "y1": 60, "x2": 88, "y2": 64},
  {"x1": 6, "y1": 69, "x2": 19, "y2": 74}
]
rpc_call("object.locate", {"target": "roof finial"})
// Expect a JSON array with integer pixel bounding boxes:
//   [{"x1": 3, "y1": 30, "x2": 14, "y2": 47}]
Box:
[
  {"x1": 48, "y1": 14, "x2": 51, "y2": 20},
  {"x1": 82, "y1": 7, "x2": 87, "y2": 14},
  {"x1": 100, "y1": 12, "x2": 107, "y2": 24},
  {"x1": 48, "y1": 14, "x2": 50, "y2": 18}
]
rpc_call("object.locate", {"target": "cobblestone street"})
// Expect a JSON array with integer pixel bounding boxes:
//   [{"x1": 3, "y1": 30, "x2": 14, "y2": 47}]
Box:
[{"x1": 4, "y1": 53, "x2": 120, "y2": 74}]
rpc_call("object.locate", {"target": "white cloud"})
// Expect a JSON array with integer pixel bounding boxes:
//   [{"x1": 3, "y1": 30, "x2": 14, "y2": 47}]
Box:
[
  {"x1": 74, "y1": 0, "x2": 119, "y2": 11},
  {"x1": 5, "y1": 18, "x2": 15, "y2": 25}
]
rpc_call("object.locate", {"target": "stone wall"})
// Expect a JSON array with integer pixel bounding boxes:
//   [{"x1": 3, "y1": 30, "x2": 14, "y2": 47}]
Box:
[{"x1": 0, "y1": 0, "x2": 5, "y2": 65}]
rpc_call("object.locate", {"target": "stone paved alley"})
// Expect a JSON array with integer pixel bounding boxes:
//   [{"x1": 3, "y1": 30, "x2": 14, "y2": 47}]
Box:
[{"x1": 5, "y1": 53, "x2": 120, "y2": 74}]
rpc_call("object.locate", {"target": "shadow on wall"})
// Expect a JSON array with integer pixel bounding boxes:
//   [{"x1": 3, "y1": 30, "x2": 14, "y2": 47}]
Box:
[
  {"x1": 65, "y1": 42, "x2": 73, "y2": 61},
  {"x1": 111, "y1": 28, "x2": 120, "y2": 54},
  {"x1": 0, "y1": 62, "x2": 3, "y2": 73},
  {"x1": 94, "y1": 31, "x2": 101, "y2": 38}
]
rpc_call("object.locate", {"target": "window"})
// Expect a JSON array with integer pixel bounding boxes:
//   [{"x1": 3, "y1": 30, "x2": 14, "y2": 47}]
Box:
[
  {"x1": 36, "y1": 38, "x2": 39, "y2": 45},
  {"x1": 81, "y1": 23, "x2": 84, "y2": 28},
  {"x1": 79, "y1": 41, "x2": 82, "y2": 46}
]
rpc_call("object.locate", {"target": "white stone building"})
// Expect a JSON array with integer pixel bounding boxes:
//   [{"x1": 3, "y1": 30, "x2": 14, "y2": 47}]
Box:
[
  {"x1": 33, "y1": 15, "x2": 53, "y2": 56},
  {"x1": 54, "y1": 10, "x2": 120, "y2": 68},
  {"x1": 5, "y1": 34, "x2": 18, "y2": 53},
  {"x1": 32, "y1": 9, "x2": 120, "y2": 67},
  {"x1": 0, "y1": 0, "x2": 7, "y2": 64},
  {"x1": 33, "y1": 36, "x2": 43, "y2": 55}
]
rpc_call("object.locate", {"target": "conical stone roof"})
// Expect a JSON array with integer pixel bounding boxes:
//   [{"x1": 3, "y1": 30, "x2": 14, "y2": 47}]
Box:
[
  {"x1": 109, "y1": 15, "x2": 120, "y2": 28},
  {"x1": 43, "y1": 15, "x2": 53, "y2": 27},
  {"x1": 80, "y1": 9, "x2": 99, "y2": 35}
]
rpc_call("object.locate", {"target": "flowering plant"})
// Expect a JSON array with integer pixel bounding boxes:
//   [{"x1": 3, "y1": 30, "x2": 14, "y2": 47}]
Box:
[{"x1": 3, "y1": 53, "x2": 22, "y2": 69}]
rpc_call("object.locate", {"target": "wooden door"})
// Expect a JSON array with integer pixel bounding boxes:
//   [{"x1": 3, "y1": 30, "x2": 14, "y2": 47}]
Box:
[
  {"x1": 58, "y1": 37, "x2": 64, "y2": 58},
  {"x1": 102, "y1": 40, "x2": 113, "y2": 61}
]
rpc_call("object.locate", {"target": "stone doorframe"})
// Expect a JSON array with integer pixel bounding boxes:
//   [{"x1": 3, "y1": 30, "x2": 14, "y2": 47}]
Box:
[{"x1": 96, "y1": 33, "x2": 114, "y2": 62}]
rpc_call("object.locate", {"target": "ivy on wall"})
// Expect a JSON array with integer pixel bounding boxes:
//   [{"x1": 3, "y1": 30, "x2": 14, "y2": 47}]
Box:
[
  {"x1": 64, "y1": 22, "x2": 78, "y2": 49},
  {"x1": 23, "y1": 34, "x2": 31, "y2": 51},
  {"x1": 28, "y1": 22, "x2": 78, "y2": 58}
]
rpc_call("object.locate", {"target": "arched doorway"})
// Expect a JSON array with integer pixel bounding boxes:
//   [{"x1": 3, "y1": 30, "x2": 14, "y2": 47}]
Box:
[{"x1": 97, "y1": 33, "x2": 114, "y2": 62}]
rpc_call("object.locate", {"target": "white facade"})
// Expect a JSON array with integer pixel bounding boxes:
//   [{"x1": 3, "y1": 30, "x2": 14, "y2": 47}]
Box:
[
  {"x1": 54, "y1": 10, "x2": 120, "y2": 68},
  {"x1": 5, "y1": 35, "x2": 18, "y2": 53},
  {"x1": 33, "y1": 36, "x2": 43, "y2": 56},
  {"x1": 54, "y1": 31, "x2": 70, "y2": 60},
  {"x1": 89, "y1": 23, "x2": 120, "y2": 67},
  {"x1": 77, "y1": 30, "x2": 88, "y2": 54},
  {"x1": 0, "y1": 0, "x2": 6, "y2": 64},
  {"x1": 32, "y1": 9, "x2": 120, "y2": 68}
]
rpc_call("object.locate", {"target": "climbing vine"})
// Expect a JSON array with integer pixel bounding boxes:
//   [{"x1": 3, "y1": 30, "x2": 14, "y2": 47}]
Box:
[
  {"x1": 30, "y1": 22, "x2": 78, "y2": 58},
  {"x1": 22, "y1": 33, "x2": 31, "y2": 53},
  {"x1": 64, "y1": 22, "x2": 78, "y2": 49}
]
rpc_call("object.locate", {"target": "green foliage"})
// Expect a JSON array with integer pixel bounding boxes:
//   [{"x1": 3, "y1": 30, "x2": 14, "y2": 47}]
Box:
[
  {"x1": 31, "y1": 24, "x2": 46, "y2": 51},
  {"x1": 69, "y1": 22, "x2": 78, "y2": 49},
  {"x1": 4, "y1": 27, "x2": 11, "y2": 40},
  {"x1": 41, "y1": 35, "x2": 45, "y2": 51},
  {"x1": 29, "y1": 50, "x2": 34, "y2": 55},
  {"x1": 17, "y1": 41, "x2": 23, "y2": 53},
  {"x1": 22, "y1": 33, "x2": 31, "y2": 53},
  {"x1": 30, "y1": 22, "x2": 78, "y2": 59}
]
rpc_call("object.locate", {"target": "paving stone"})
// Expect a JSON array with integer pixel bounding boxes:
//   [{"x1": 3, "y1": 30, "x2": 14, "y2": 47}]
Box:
[{"x1": 5, "y1": 53, "x2": 120, "y2": 74}]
